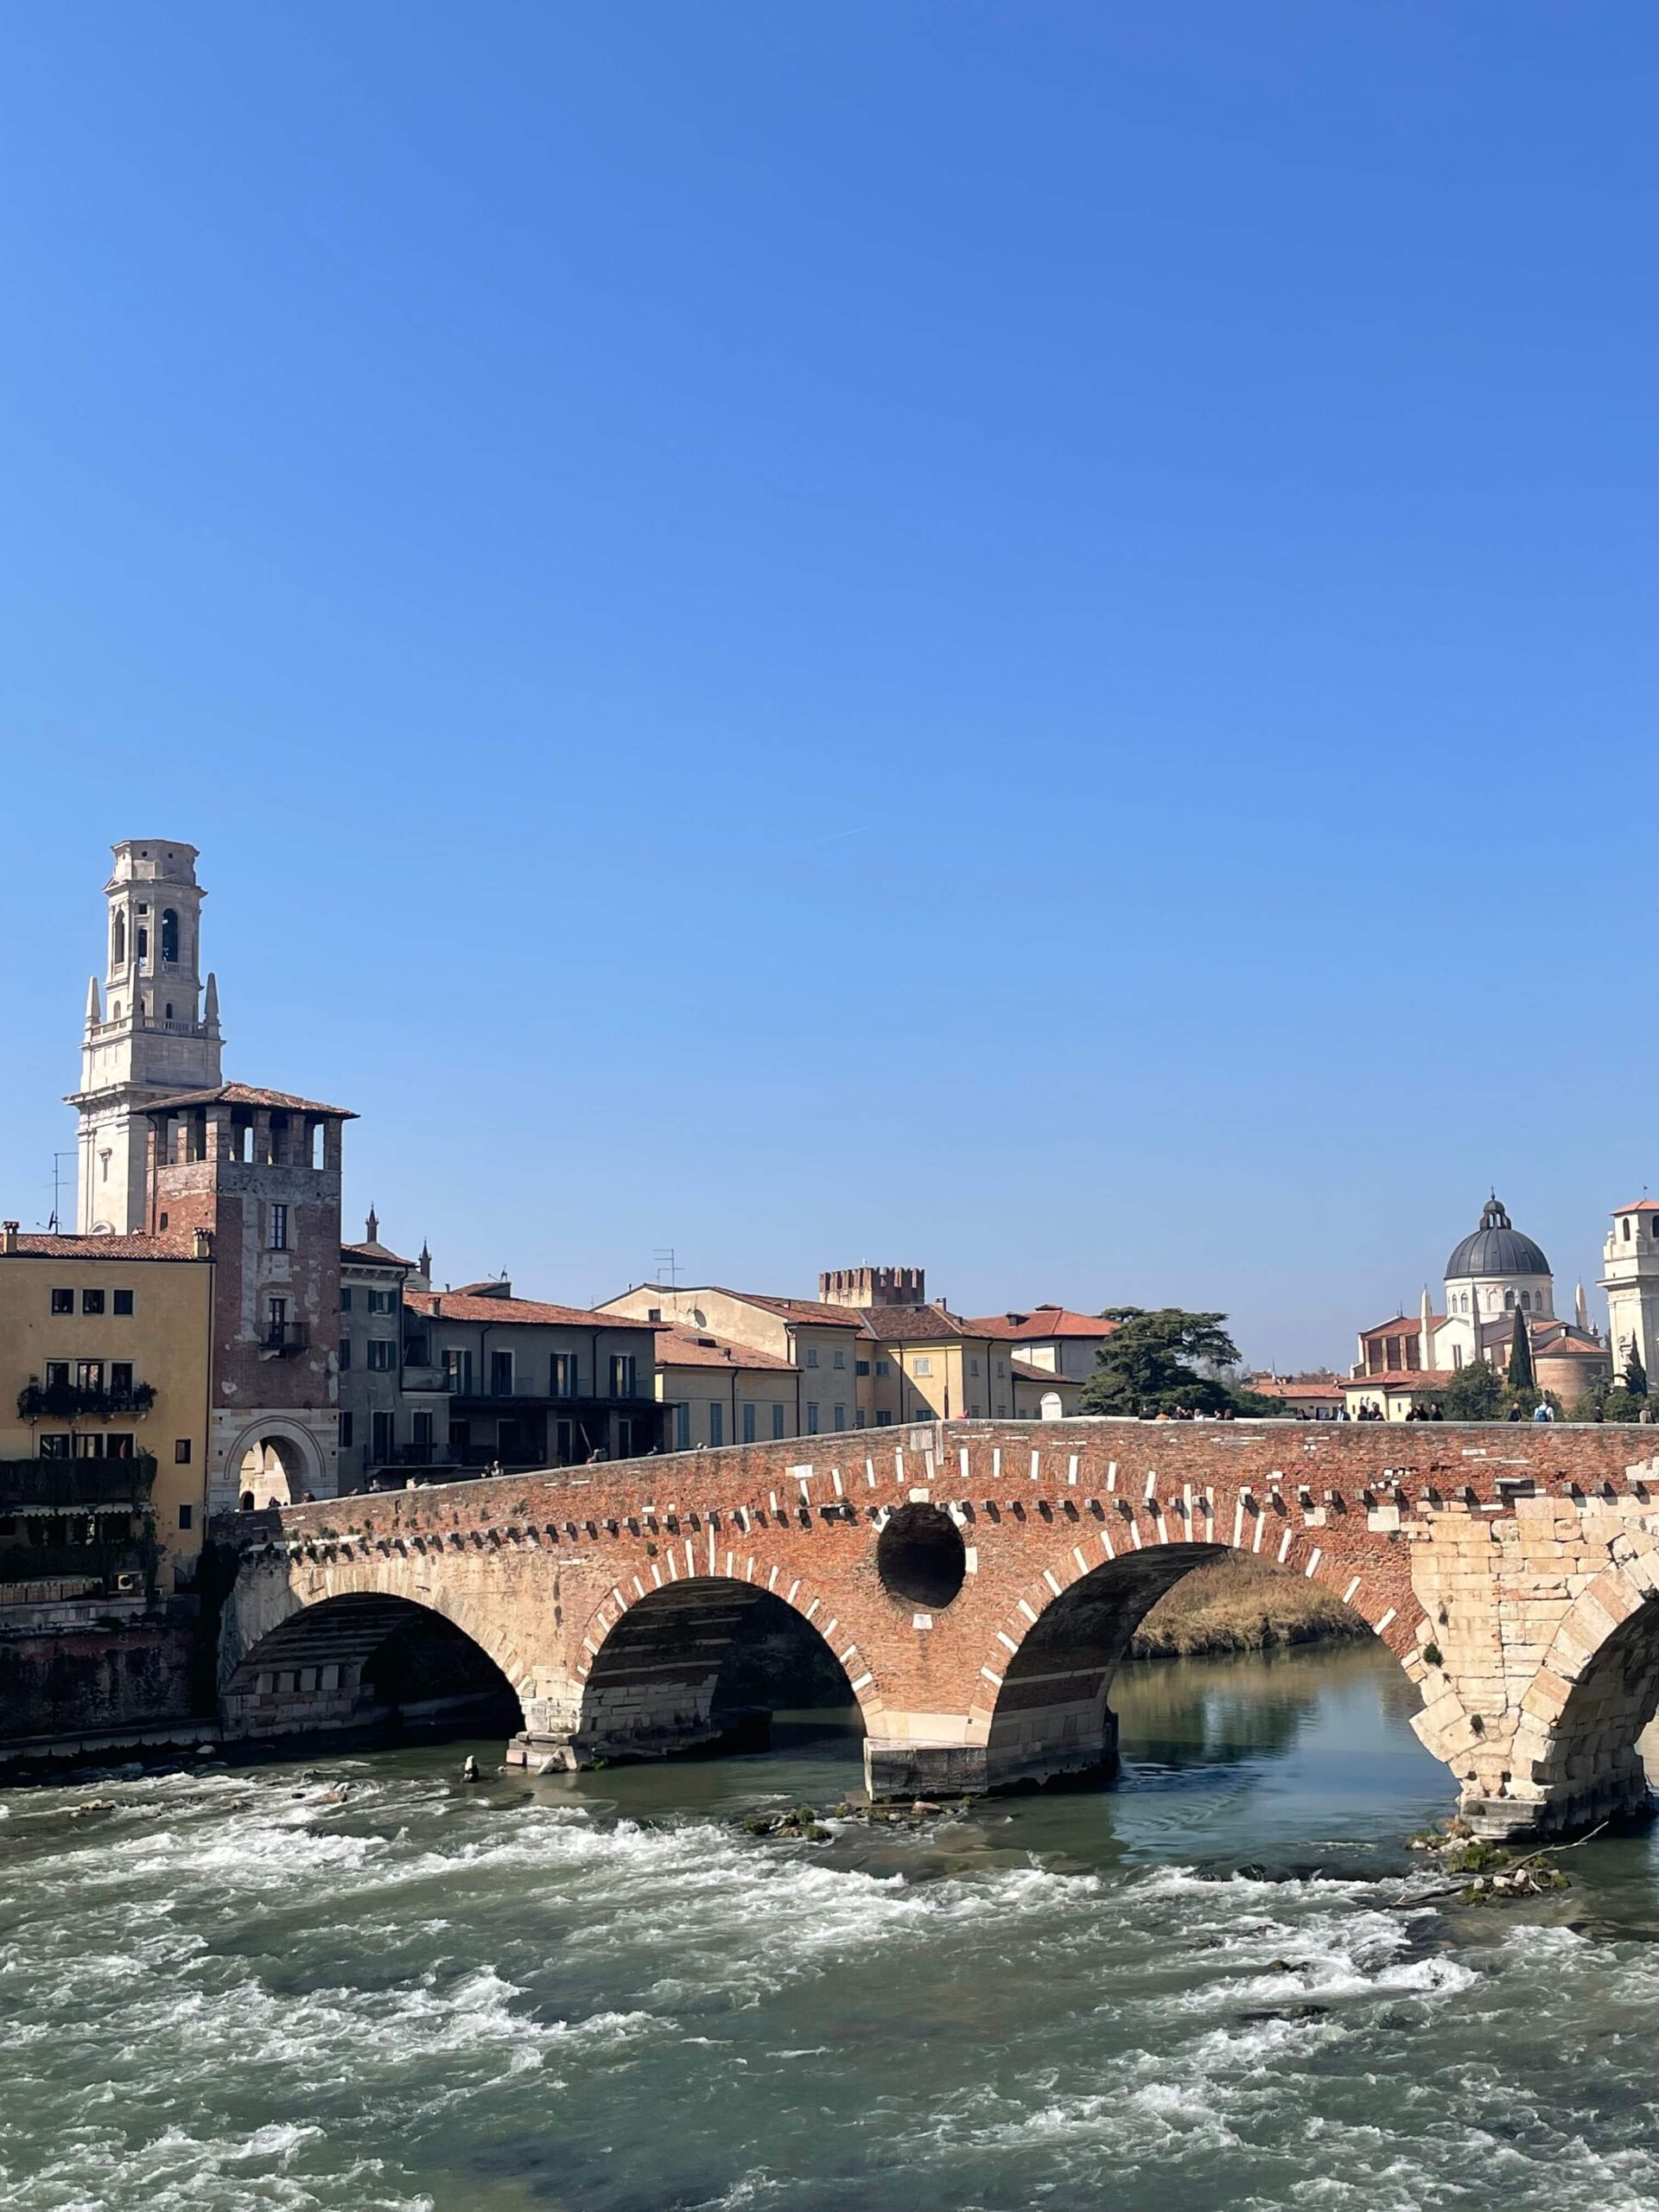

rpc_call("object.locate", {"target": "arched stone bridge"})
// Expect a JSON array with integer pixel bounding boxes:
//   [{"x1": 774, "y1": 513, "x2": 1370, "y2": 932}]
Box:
[{"x1": 211, "y1": 1418, "x2": 1659, "y2": 1840}]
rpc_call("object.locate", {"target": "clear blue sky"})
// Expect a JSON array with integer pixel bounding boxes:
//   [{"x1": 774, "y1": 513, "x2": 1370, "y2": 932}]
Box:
[{"x1": 1, "y1": 3, "x2": 1652, "y2": 1370}]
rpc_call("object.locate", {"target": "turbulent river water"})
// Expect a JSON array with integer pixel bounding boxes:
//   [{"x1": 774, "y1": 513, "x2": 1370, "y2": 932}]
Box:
[{"x1": 4, "y1": 1641, "x2": 1659, "y2": 2212}]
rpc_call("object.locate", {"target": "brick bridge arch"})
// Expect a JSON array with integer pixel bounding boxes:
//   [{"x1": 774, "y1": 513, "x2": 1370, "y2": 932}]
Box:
[
  {"x1": 212, "y1": 1421, "x2": 1659, "y2": 1839},
  {"x1": 572, "y1": 1566, "x2": 887, "y2": 1762}
]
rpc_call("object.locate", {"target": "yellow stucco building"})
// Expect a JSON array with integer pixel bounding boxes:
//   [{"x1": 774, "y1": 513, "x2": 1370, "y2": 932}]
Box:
[
  {"x1": 0, "y1": 1224, "x2": 213, "y2": 1597},
  {"x1": 600, "y1": 1268, "x2": 1095, "y2": 1436}
]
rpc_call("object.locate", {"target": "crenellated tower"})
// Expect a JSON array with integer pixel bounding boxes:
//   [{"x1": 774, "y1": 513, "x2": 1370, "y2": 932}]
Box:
[{"x1": 67, "y1": 839, "x2": 223, "y2": 1232}]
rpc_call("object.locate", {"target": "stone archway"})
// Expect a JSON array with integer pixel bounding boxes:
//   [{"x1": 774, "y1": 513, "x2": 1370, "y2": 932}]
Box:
[
  {"x1": 570, "y1": 1569, "x2": 885, "y2": 1767},
  {"x1": 220, "y1": 1589, "x2": 525, "y2": 1744},
  {"x1": 966, "y1": 1531, "x2": 1435, "y2": 1797},
  {"x1": 224, "y1": 1420, "x2": 325, "y2": 1510}
]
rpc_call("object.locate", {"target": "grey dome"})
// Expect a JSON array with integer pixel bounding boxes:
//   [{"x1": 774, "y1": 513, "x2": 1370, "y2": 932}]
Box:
[{"x1": 1445, "y1": 1196, "x2": 1549, "y2": 1281}]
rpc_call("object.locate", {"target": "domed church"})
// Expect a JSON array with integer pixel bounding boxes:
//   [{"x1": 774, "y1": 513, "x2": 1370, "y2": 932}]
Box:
[
  {"x1": 1347, "y1": 1195, "x2": 1608, "y2": 1418},
  {"x1": 1439, "y1": 1196, "x2": 1555, "y2": 1356}
]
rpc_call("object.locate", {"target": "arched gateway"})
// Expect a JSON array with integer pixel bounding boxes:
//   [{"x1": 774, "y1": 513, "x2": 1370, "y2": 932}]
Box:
[{"x1": 213, "y1": 1418, "x2": 1659, "y2": 1840}]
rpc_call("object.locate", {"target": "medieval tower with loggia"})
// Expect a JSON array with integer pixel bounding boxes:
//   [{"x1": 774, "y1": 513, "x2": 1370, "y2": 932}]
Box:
[
  {"x1": 67, "y1": 838, "x2": 347, "y2": 1506},
  {"x1": 68, "y1": 839, "x2": 222, "y2": 1233}
]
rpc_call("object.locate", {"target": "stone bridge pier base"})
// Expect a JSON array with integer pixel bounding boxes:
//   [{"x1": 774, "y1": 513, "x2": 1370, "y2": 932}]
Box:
[{"x1": 862, "y1": 1709, "x2": 1118, "y2": 1800}]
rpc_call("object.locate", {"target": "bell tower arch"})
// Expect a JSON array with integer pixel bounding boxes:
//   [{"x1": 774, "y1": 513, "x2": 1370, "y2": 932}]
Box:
[{"x1": 67, "y1": 839, "x2": 224, "y2": 1232}]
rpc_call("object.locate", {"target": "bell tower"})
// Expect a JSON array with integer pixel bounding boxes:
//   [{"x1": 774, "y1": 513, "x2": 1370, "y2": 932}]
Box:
[{"x1": 67, "y1": 839, "x2": 223, "y2": 1232}]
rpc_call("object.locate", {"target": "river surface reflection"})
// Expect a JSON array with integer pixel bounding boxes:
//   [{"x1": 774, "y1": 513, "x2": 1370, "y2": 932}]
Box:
[{"x1": 3, "y1": 1642, "x2": 1659, "y2": 2211}]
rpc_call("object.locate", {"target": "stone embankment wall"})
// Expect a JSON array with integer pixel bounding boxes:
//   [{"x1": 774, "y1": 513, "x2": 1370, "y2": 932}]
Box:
[{"x1": 0, "y1": 1608, "x2": 204, "y2": 1763}]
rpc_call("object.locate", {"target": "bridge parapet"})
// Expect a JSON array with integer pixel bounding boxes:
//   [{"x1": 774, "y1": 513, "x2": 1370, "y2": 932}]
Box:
[{"x1": 210, "y1": 1419, "x2": 1659, "y2": 1839}]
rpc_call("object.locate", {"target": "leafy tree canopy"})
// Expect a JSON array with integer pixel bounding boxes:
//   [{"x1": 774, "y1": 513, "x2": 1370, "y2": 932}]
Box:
[
  {"x1": 1082, "y1": 1308, "x2": 1249, "y2": 1417},
  {"x1": 1439, "y1": 1360, "x2": 1505, "y2": 1421}
]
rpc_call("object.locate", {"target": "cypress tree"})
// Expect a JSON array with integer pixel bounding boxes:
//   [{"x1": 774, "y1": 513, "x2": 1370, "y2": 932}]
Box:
[
  {"x1": 1507, "y1": 1305, "x2": 1534, "y2": 1392},
  {"x1": 1624, "y1": 1342, "x2": 1649, "y2": 1398}
]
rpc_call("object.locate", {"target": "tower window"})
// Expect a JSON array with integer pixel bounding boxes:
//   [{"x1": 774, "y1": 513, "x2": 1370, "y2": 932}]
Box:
[
  {"x1": 136, "y1": 926, "x2": 148, "y2": 963},
  {"x1": 111, "y1": 912, "x2": 126, "y2": 967},
  {"x1": 1625, "y1": 1219, "x2": 1633, "y2": 1241},
  {"x1": 269, "y1": 1205, "x2": 289, "y2": 1250},
  {"x1": 164, "y1": 1004, "x2": 173, "y2": 1020},
  {"x1": 1504, "y1": 1291, "x2": 1515, "y2": 1310},
  {"x1": 160, "y1": 910, "x2": 179, "y2": 963}
]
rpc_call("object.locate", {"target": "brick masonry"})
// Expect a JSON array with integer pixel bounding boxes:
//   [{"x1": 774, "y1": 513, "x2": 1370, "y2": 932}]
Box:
[{"x1": 212, "y1": 1417, "x2": 1659, "y2": 1838}]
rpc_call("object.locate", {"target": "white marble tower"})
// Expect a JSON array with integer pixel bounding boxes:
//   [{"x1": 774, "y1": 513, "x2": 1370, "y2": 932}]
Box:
[
  {"x1": 1601, "y1": 1202, "x2": 1659, "y2": 1390},
  {"x1": 67, "y1": 839, "x2": 223, "y2": 1232}
]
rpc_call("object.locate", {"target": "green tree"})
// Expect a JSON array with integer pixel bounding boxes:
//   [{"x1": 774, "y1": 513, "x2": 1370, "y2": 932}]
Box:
[
  {"x1": 1506, "y1": 1306, "x2": 1535, "y2": 1392},
  {"x1": 1440, "y1": 1359, "x2": 1504, "y2": 1421},
  {"x1": 1624, "y1": 1342, "x2": 1649, "y2": 1397},
  {"x1": 1082, "y1": 1308, "x2": 1248, "y2": 1417}
]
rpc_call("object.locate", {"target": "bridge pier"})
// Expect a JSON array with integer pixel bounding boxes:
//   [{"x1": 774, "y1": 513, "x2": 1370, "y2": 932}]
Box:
[{"x1": 863, "y1": 1709, "x2": 1118, "y2": 1800}]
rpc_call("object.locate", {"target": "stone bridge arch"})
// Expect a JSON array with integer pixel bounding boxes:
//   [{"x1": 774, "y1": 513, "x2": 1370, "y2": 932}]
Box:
[
  {"x1": 569, "y1": 1563, "x2": 889, "y2": 1765},
  {"x1": 961, "y1": 1512, "x2": 1445, "y2": 1796},
  {"x1": 220, "y1": 1586, "x2": 525, "y2": 1744},
  {"x1": 218, "y1": 1548, "x2": 539, "y2": 1746},
  {"x1": 1497, "y1": 1544, "x2": 1659, "y2": 1836}
]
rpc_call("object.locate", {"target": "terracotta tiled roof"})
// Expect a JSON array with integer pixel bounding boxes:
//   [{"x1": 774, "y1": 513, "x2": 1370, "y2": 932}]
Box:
[
  {"x1": 1611, "y1": 1200, "x2": 1659, "y2": 1214},
  {"x1": 861, "y1": 1303, "x2": 995, "y2": 1344},
  {"x1": 964, "y1": 1305, "x2": 1117, "y2": 1341},
  {"x1": 1346, "y1": 1370, "x2": 1459, "y2": 1390},
  {"x1": 1531, "y1": 1323, "x2": 1605, "y2": 1358},
  {"x1": 1249, "y1": 1375, "x2": 1346, "y2": 1402},
  {"x1": 1357, "y1": 1314, "x2": 1443, "y2": 1342},
  {"x1": 406, "y1": 1289, "x2": 664, "y2": 1332},
  {"x1": 656, "y1": 1325, "x2": 798, "y2": 1374},
  {"x1": 709, "y1": 1290, "x2": 869, "y2": 1332},
  {"x1": 2, "y1": 1230, "x2": 200, "y2": 1260},
  {"x1": 142, "y1": 1082, "x2": 356, "y2": 1119},
  {"x1": 341, "y1": 1242, "x2": 415, "y2": 1269}
]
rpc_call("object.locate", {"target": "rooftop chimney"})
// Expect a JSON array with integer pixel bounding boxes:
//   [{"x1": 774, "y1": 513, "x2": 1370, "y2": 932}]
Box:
[{"x1": 0, "y1": 1221, "x2": 18, "y2": 1255}]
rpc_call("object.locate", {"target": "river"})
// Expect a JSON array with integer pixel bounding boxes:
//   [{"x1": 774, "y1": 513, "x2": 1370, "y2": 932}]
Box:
[{"x1": 3, "y1": 1641, "x2": 1658, "y2": 2212}]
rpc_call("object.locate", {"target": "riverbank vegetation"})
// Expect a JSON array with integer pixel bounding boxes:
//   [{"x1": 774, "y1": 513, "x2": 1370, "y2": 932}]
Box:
[{"x1": 1132, "y1": 1554, "x2": 1368, "y2": 1658}]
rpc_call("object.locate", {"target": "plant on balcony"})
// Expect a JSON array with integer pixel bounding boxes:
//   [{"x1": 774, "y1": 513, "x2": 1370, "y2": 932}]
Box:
[
  {"x1": 0, "y1": 1452, "x2": 158, "y2": 1510},
  {"x1": 16, "y1": 1380, "x2": 158, "y2": 1422}
]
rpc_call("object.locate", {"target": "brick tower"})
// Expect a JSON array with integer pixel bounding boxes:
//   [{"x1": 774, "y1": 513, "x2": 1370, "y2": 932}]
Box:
[{"x1": 143, "y1": 1084, "x2": 353, "y2": 1510}]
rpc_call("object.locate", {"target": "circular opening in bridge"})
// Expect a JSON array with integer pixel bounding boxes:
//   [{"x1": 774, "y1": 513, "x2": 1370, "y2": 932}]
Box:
[{"x1": 877, "y1": 1504, "x2": 967, "y2": 1609}]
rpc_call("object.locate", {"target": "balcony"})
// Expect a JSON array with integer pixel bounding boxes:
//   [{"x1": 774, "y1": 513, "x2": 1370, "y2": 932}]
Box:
[
  {"x1": 261, "y1": 1320, "x2": 309, "y2": 1357},
  {"x1": 17, "y1": 1381, "x2": 157, "y2": 1423},
  {"x1": 447, "y1": 1382, "x2": 652, "y2": 1410},
  {"x1": 401, "y1": 1364, "x2": 448, "y2": 1393},
  {"x1": 0, "y1": 1454, "x2": 157, "y2": 1511}
]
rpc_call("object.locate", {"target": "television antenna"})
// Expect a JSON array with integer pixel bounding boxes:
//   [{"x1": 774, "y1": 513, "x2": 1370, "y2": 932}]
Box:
[
  {"x1": 43, "y1": 1150, "x2": 75, "y2": 1233},
  {"x1": 654, "y1": 1246, "x2": 681, "y2": 1287}
]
